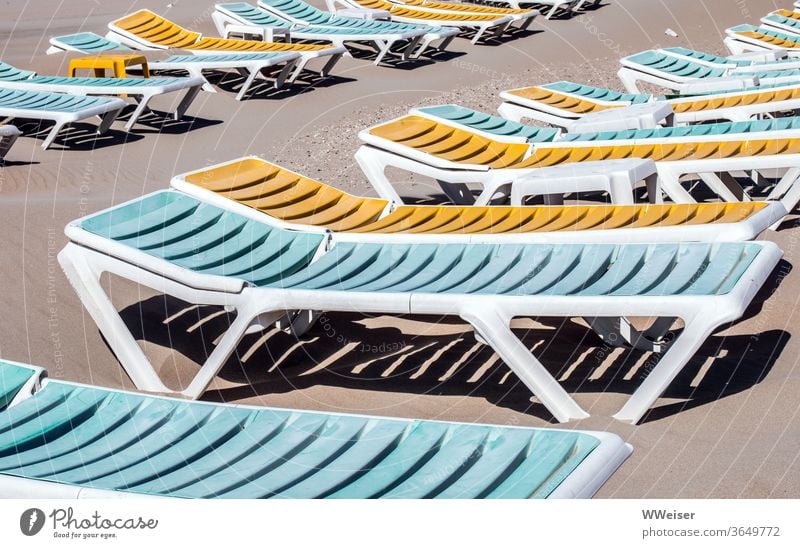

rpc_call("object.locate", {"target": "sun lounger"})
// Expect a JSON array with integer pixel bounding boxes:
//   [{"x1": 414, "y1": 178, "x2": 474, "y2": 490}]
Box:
[
  {"x1": 0, "y1": 61, "x2": 203, "y2": 130},
  {"x1": 213, "y1": 2, "x2": 427, "y2": 65},
  {"x1": 107, "y1": 9, "x2": 346, "y2": 83},
  {"x1": 171, "y1": 156, "x2": 786, "y2": 243},
  {"x1": 355, "y1": 114, "x2": 800, "y2": 215},
  {"x1": 325, "y1": 0, "x2": 516, "y2": 44},
  {"x1": 0, "y1": 87, "x2": 126, "y2": 149},
  {"x1": 59, "y1": 190, "x2": 782, "y2": 424},
  {"x1": 761, "y1": 9, "x2": 800, "y2": 37},
  {"x1": 617, "y1": 50, "x2": 800, "y2": 94},
  {"x1": 724, "y1": 24, "x2": 800, "y2": 56},
  {"x1": 497, "y1": 81, "x2": 800, "y2": 127},
  {"x1": 47, "y1": 35, "x2": 302, "y2": 99},
  {"x1": 256, "y1": 0, "x2": 459, "y2": 56},
  {"x1": 466, "y1": 1, "x2": 577, "y2": 19},
  {"x1": 0, "y1": 358, "x2": 631, "y2": 498},
  {"x1": 0, "y1": 124, "x2": 20, "y2": 161},
  {"x1": 377, "y1": 0, "x2": 539, "y2": 31}
]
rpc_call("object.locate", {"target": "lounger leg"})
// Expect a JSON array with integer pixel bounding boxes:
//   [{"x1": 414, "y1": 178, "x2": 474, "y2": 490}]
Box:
[
  {"x1": 766, "y1": 167, "x2": 800, "y2": 228},
  {"x1": 354, "y1": 146, "x2": 405, "y2": 203},
  {"x1": 236, "y1": 68, "x2": 264, "y2": 101},
  {"x1": 97, "y1": 108, "x2": 122, "y2": 135},
  {"x1": 547, "y1": 4, "x2": 559, "y2": 18},
  {"x1": 585, "y1": 317, "x2": 677, "y2": 353},
  {"x1": 288, "y1": 58, "x2": 311, "y2": 84},
  {"x1": 41, "y1": 122, "x2": 67, "y2": 150},
  {"x1": 471, "y1": 26, "x2": 487, "y2": 45},
  {"x1": 57, "y1": 243, "x2": 172, "y2": 393},
  {"x1": 175, "y1": 85, "x2": 202, "y2": 120},
  {"x1": 697, "y1": 172, "x2": 747, "y2": 202},
  {"x1": 461, "y1": 307, "x2": 589, "y2": 423},
  {"x1": 124, "y1": 96, "x2": 151, "y2": 130},
  {"x1": 400, "y1": 36, "x2": 423, "y2": 62},
  {"x1": 613, "y1": 316, "x2": 718, "y2": 424},
  {"x1": 373, "y1": 40, "x2": 392, "y2": 65},
  {"x1": 320, "y1": 53, "x2": 343, "y2": 77},
  {"x1": 519, "y1": 16, "x2": 535, "y2": 32},
  {"x1": 273, "y1": 59, "x2": 298, "y2": 90},
  {"x1": 655, "y1": 168, "x2": 696, "y2": 203}
]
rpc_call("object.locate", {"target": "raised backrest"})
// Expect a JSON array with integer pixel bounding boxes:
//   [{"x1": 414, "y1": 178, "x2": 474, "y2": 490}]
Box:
[
  {"x1": 50, "y1": 32, "x2": 131, "y2": 53},
  {"x1": 503, "y1": 82, "x2": 651, "y2": 115},
  {"x1": 217, "y1": 2, "x2": 290, "y2": 27},
  {"x1": 181, "y1": 157, "x2": 390, "y2": 231},
  {"x1": 110, "y1": 9, "x2": 202, "y2": 48},
  {"x1": 415, "y1": 105, "x2": 560, "y2": 142},
  {"x1": 78, "y1": 190, "x2": 325, "y2": 286},
  {"x1": 667, "y1": 82, "x2": 800, "y2": 114},
  {"x1": 365, "y1": 115, "x2": 800, "y2": 169},
  {"x1": 543, "y1": 81, "x2": 652, "y2": 104},
  {"x1": 0, "y1": 361, "x2": 38, "y2": 411},
  {"x1": 0, "y1": 87, "x2": 117, "y2": 112},
  {"x1": 258, "y1": 0, "x2": 335, "y2": 24},
  {"x1": 0, "y1": 62, "x2": 36, "y2": 82},
  {"x1": 728, "y1": 24, "x2": 800, "y2": 48},
  {"x1": 623, "y1": 50, "x2": 726, "y2": 79},
  {"x1": 0, "y1": 362, "x2": 610, "y2": 498},
  {"x1": 764, "y1": 9, "x2": 800, "y2": 29},
  {"x1": 662, "y1": 47, "x2": 745, "y2": 67}
]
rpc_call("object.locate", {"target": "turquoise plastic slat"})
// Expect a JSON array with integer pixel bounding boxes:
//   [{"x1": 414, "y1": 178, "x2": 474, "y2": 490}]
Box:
[
  {"x1": 51, "y1": 32, "x2": 131, "y2": 53},
  {"x1": 0, "y1": 361, "x2": 36, "y2": 411},
  {"x1": 0, "y1": 87, "x2": 119, "y2": 112},
  {"x1": 543, "y1": 81, "x2": 652, "y2": 104},
  {"x1": 417, "y1": 105, "x2": 560, "y2": 142}
]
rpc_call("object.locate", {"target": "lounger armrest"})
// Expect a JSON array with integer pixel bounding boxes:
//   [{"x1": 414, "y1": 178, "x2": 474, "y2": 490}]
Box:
[
  {"x1": 678, "y1": 75, "x2": 759, "y2": 94},
  {"x1": 728, "y1": 49, "x2": 788, "y2": 62},
  {"x1": 335, "y1": 8, "x2": 392, "y2": 21},
  {"x1": 221, "y1": 23, "x2": 289, "y2": 42}
]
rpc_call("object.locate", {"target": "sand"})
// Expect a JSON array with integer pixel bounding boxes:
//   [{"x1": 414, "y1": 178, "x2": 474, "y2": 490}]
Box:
[{"x1": 1, "y1": 0, "x2": 799, "y2": 498}]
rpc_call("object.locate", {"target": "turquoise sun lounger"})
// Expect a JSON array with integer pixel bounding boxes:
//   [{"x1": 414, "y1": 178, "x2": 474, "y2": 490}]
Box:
[
  {"x1": 0, "y1": 359, "x2": 631, "y2": 499},
  {"x1": 59, "y1": 190, "x2": 782, "y2": 424},
  {"x1": 618, "y1": 49, "x2": 800, "y2": 93},
  {"x1": 0, "y1": 61, "x2": 204, "y2": 130},
  {"x1": 0, "y1": 87, "x2": 126, "y2": 149}
]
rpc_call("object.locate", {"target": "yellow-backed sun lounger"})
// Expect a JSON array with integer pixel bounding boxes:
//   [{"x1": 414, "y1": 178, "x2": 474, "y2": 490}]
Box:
[
  {"x1": 170, "y1": 156, "x2": 785, "y2": 243},
  {"x1": 331, "y1": 0, "x2": 516, "y2": 43},
  {"x1": 106, "y1": 9, "x2": 346, "y2": 82},
  {"x1": 353, "y1": 114, "x2": 800, "y2": 220},
  {"x1": 498, "y1": 80, "x2": 800, "y2": 127}
]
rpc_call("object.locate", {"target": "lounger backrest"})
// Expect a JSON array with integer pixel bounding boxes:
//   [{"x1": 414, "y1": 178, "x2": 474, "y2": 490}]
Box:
[
  {"x1": 182, "y1": 157, "x2": 390, "y2": 231},
  {"x1": 662, "y1": 47, "x2": 744, "y2": 66},
  {"x1": 0, "y1": 361, "x2": 606, "y2": 498},
  {"x1": 666, "y1": 82, "x2": 800, "y2": 113},
  {"x1": 217, "y1": 2, "x2": 290, "y2": 27},
  {"x1": 258, "y1": 0, "x2": 334, "y2": 24},
  {"x1": 0, "y1": 62, "x2": 36, "y2": 82},
  {"x1": 623, "y1": 50, "x2": 727, "y2": 79},
  {"x1": 562, "y1": 117, "x2": 800, "y2": 142},
  {"x1": 50, "y1": 32, "x2": 132, "y2": 53},
  {"x1": 543, "y1": 81, "x2": 652, "y2": 104},
  {"x1": 366, "y1": 115, "x2": 800, "y2": 170},
  {"x1": 0, "y1": 87, "x2": 119, "y2": 112},
  {"x1": 79, "y1": 190, "x2": 325, "y2": 286},
  {"x1": 764, "y1": 9, "x2": 800, "y2": 30},
  {"x1": 503, "y1": 82, "x2": 651, "y2": 115},
  {"x1": 0, "y1": 361, "x2": 38, "y2": 411},
  {"x1": 416, "y1": 105, "x2": 560, "y2": 142},
  {"x1": 729, "y1": 24, "x2": 800, "y2": 48},
  {"x1": 110, "y1": 9, "x2": 203, "y2": 48}
]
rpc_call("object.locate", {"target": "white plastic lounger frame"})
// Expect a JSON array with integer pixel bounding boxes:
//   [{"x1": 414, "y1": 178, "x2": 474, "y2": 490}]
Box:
[
  {"x1": 327, "y1": 0, "x2": 515, "y2": 44},
  {"x1": 59, "y1": 193, "x2": 783, "y2": 424},
  {"x1": 170, "y1": 156, "x2": 788, "y2": 244},
  {"x1": 212, "y1": 4, "x2": 426, "y2": 65},
  {"x1": 256, "y1": 0, "x2": 459, "y2": 57},
  {"x1": 144, "y1": 53, "x2": 302, "y2": 100},
  {"x1": 0, "y1": 91, "x2": 126, "y2": 149},
  {"x1": 0, "y1": 124, "x2": 20, "y2": 161},
  {"x1": 355, "y1": 116, "x2": 800, "y2": 217},
  {"x1": 0, "y1": 74, "x2": 204, "y2": 131},
  {"x1": 105, "y1": 16, "x2": 346, "y2": 84}
]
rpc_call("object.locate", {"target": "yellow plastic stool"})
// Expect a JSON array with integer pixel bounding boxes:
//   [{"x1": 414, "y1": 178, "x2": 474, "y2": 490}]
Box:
[{"x1": 68, "y1": 54, "x2": 150, "y2": 79}]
